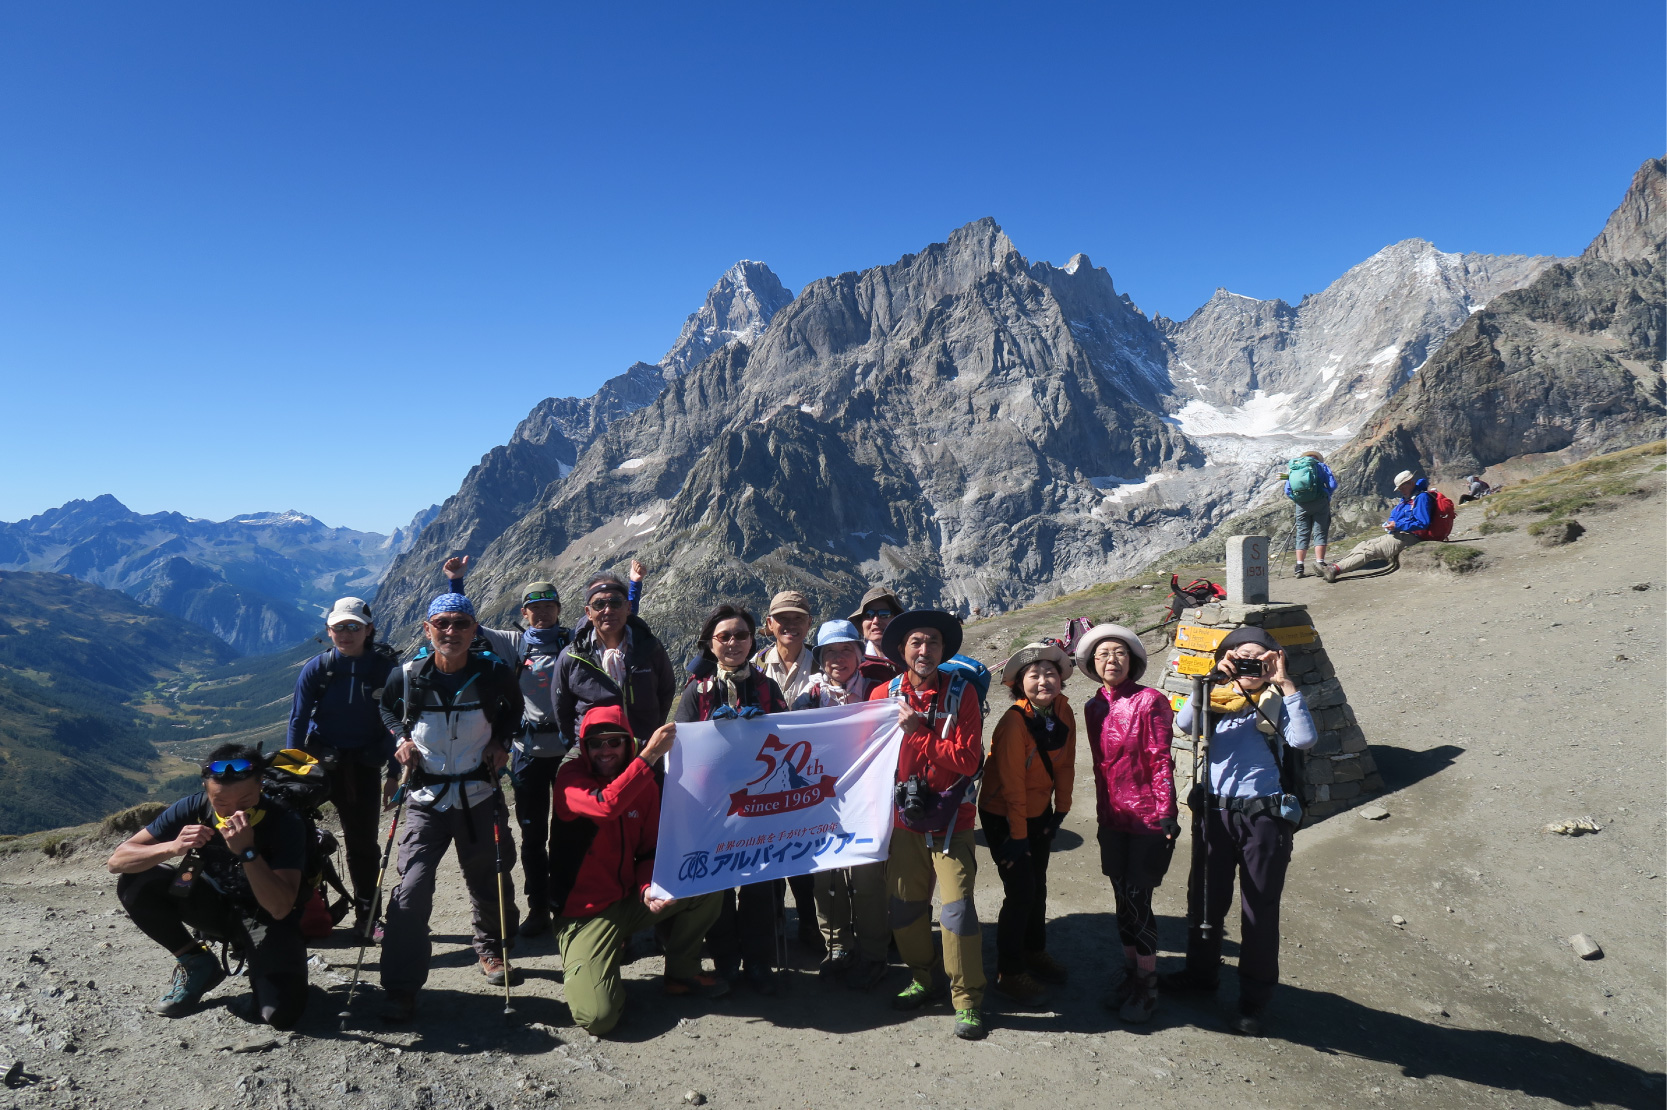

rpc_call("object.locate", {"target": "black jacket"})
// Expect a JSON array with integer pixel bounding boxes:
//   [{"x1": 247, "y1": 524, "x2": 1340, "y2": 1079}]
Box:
[{"x1": 553, "y1": 615, "x2": 677, "y2": 744}]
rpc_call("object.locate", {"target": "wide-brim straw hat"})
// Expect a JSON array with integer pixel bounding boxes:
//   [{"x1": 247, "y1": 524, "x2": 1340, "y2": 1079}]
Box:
[
  {"x1": 1000, "y1": 642, "x2": 1074, "y2": 688},
  {"x1": 1074, "y1": 623, "x2": 1148, "y2": 683}
]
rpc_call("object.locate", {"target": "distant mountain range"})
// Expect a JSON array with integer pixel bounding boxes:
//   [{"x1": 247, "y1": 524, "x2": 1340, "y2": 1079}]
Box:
[
  {"x1": 370, "y1": 157, "x2": 1666, "y2": 651},
  {"x1": 0, "y1": 497, "x2": 436, "y2": 654}
]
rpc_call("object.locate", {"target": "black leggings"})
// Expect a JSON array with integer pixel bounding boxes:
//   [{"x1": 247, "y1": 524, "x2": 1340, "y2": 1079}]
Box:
[
  {"x1": 327, "y1": 754, "x2": 386, "y2": 907},
  {"x1": 1098, "y1": 827, "x2": 1174, "y2": 958},
  {"x1": 513, "y1": 752, "x2": 563, "y2": 916},
  {"x1": 117, "y1": 867, "x2": 309, "y2": 1029},
  {"x1": 707, "y1": 880, "x2": 785, "y2": 971},
  {"x1": 979, "y1": 809, "x2": 1054, "y2": 975}
]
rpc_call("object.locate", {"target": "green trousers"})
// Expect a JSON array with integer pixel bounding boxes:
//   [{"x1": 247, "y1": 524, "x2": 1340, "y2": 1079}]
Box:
[
  {"x1": 556, "y1": 891, "x2": 722, "y2": 1035},
  {"x1": 814, "y1": 861, "x2": 888, "y2": 962},
  {"x1": 887, "y1": 827, "x2": 985, "y2": 1009}
]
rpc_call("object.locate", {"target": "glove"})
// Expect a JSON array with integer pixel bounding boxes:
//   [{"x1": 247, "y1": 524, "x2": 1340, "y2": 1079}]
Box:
[
  {"x1": 737, "y1": 705, "x2": 766, "y2": 720},
  {"x1": 709, "y1": 704, "x2": 740, "y2": 721},
  {"x1": 995, "y1": 837, "x2": 1030, "y2": 866},
  {"x1": 1159, "y1": 816, "x2": 1181, "y2": 841},
  {"x1": 1045, "y1": 811, "x2": 1068, "y2": 837}
]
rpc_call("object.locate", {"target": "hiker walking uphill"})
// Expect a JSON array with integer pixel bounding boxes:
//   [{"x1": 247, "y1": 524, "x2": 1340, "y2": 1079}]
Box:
[
  {"x1": 981, "y1": 643, "x2": 1076, "y2": 1006},
  {"x1": 1075, "y1": 623, "x2": 1177, "y2": 1023},
  {"x1": 441, "y1": 556, "x2": 651, "y2": 938},
  {"x1": 1285, "y1": 450, "x2": 1337, "y2": 579},
  {"x1": 376, "y1": 592, "x2": 525, "y2": 1023},
  {"x1": 286, "y1": 596, "x2": 399, "y2": 937},
  {"x1": 752, "y1": 590, "x2": 821, "y2": 952},
  {"x1": 868, "y1": 610, "x2": 989, "y2": 1041},
  {"x1": 792, "y1": 619, "x2": 887, "y2": 988},
  {"x1": 552, "y1": 705, "x2": 728, "y2": 1036},
  {"x1": 107, "y1": 744, "x2": 310, "y2": 1030},
  {"x1": 1164, "y1": 627, "x2": 1317, "y2": 1036},
  {"x1": 676, "y1": 604, "x2": 791, "y2": 994},
  {"x1": 1321, "y1": 469, "x2": 1452, "y2": 582}
]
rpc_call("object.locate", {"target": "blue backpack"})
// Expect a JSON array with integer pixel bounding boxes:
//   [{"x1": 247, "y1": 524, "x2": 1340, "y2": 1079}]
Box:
[{"x1": 887, "y1": 654, "x2": 991, "y2": 720}]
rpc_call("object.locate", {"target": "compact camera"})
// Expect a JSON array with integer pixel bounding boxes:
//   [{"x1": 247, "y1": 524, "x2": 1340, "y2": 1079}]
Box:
[{"x1": 1234, "y1": 658, "x2": 1264, "y2": 678}]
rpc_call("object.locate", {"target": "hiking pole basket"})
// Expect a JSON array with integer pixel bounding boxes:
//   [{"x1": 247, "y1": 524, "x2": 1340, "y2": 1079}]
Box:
[{"x1": 340, "y1": 767, "x2": 410, "y2": 1029}]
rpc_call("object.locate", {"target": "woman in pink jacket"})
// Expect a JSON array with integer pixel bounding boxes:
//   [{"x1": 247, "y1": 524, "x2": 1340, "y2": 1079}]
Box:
[{"x1": 1076, "y1": 623, "x2": 1178, "y2": 1024}]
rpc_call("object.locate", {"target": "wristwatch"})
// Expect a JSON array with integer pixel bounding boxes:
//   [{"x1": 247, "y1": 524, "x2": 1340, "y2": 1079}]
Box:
[{"x1": 239, "y1": 847, "x2": 258, "y2": 863}]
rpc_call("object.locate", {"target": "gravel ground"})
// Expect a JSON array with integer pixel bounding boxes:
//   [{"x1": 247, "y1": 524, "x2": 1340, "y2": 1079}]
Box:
[{"x1": 0, "y1": 485, "x2": 1660, "y2": 1110}]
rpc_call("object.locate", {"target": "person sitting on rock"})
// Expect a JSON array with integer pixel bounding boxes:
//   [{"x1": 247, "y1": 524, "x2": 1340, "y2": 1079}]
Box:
[
  {"x1": 552, "y1": 705, "x2": 728, "y2": 1035},
  {"x1": 1163, "y1": 627, "x2": 1317, "y2": 1036},
  {"x1": 981, "y1": 642, "x2": 1077, "y2": 1007},
  {"x1": 1459, "y1": 474, "x2": 1494, "y2": 504},
  {"x1": 1322, "y1": 469, "x2": 1434, "y2": 582},
  {"x1": 792, "y1": 619, "x2": 888, "y2": 988},
  {"x1": 376, "y1": 592, "x2": 526, "y2": 1023},
  {"x1": 869, "y1": 609, "x2": 988, "y2": 1041},
  {"x1": 107, "y1": 743, "x2": 309, "y2": 1028}
]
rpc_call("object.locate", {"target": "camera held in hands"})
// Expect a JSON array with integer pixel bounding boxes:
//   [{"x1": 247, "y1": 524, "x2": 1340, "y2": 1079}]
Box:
[{"x1": 1234, "y1": 658, "x2": 1265, "y2": 678}]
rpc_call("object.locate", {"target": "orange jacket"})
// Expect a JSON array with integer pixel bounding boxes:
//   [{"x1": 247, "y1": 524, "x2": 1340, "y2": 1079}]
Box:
[{"x1": 980, "y1": 696, "x2": 1075, "y2": 840}]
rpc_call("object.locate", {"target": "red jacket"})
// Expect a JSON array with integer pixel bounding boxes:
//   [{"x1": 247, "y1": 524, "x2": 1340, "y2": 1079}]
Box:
[
  {"x1": 869, "y1": 668, "x2": 984, "y2": 830},
  {"x1": 1083, "y1": 681, "x2": 1176, "y2": 835},
  {"x1": 551, "y1": 737, "x2": 660, "y2": 918}
]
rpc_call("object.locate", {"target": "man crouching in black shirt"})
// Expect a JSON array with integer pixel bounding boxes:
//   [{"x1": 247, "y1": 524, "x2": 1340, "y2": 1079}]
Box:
[{"x1": 107, "y1": 743, "x2": 309, "y2": 1028}]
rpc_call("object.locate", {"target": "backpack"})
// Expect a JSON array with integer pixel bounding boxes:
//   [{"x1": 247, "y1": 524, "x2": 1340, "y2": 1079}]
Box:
[
  {"x1": 886, "y1": 657, "x2": 989, "y2": 722},
  {"x1": 261, "y1": 748, "x2": 353, "y2": 931},
  {"x1": 1415, "y1": 490, "x2": 1456, "y2": 541},
  {"x1": 1286, "y1": 456, "x2": 1327, "y2": 503},
  {"x1": 1059, "y1": 617, "x2": 1095, "y2": 657},
  {"x1": 1165, "y1": 575, "x2": 1225, "y2": 624}
]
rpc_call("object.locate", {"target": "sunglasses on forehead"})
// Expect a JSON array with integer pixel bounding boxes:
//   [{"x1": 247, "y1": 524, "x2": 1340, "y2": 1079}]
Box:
[
  {"x1": 204, "y1": 758, "x2": 259, "y2": 780},
  {"x1": 523, "y1": 591, "x2": 560, "y2": 605}
]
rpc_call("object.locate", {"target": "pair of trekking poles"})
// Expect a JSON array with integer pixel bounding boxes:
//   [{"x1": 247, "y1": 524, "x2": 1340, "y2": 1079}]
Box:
[{"x1": 339, "y1": 768, "x2": 518, "y2": 1028}]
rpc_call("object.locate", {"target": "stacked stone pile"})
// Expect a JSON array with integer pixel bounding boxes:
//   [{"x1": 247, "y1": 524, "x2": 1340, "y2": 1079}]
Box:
[{"x1": 1156, "y1": 537, "x2": 1382, "y2": 824}]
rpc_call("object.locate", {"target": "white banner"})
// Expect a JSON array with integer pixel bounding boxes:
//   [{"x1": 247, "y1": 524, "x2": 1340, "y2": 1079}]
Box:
[{"x1": 649, "y1": 699, "x2": 903, "y2": 901}]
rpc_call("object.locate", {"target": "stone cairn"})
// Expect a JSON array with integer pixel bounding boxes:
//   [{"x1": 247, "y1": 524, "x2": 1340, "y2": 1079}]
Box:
[{"x1": 1156, "y1": 536, "x2": 1383, "y2": 822}]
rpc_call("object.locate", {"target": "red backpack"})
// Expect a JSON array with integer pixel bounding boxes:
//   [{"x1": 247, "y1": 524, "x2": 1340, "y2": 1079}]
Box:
[{"x1": 1415, "y1": 490, "x2": 1456, "y2": 541}]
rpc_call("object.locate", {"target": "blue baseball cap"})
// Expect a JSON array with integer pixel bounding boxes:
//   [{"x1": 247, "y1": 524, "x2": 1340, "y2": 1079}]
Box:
[{"x1": 812, "y1": 619, "x2": 862, "y2": 668}]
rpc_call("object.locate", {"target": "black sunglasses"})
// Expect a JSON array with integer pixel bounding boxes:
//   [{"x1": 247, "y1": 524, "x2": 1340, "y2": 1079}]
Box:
[
  {"x1": 861, "y1": 608, "x2": 894, "y2": 620},
  {"x1": 428, "y1": 617, "x2": 476, "y2": 631},
  {"x1": 588, "y1": 594, "x2": 627, "y2": 611}
]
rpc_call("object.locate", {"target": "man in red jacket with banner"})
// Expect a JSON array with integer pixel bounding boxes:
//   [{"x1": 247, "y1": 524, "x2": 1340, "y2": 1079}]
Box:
[
  {"x1": 552, "y1": 705, "x2": 728, "y2": 1035},
  {"x1": 869, "y1": 610, "x2": 988, "y2": 1041}
]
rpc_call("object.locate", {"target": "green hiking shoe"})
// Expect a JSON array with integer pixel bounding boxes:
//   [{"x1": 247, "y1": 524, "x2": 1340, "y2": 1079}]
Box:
[
  {"x1": 954, "y1": 1007, "x2": 987, "y2": 1040},
  {"x1": 151, "y1": 948, "x2": 225, "y2": 1017},
  {"x1": 891, "y1": 978, "x2": 947, "y2": 1012}
]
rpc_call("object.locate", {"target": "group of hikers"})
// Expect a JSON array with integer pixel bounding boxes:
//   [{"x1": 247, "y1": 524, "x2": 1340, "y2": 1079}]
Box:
[
  {"x1": 105, "y1": 461, "x2": 1454, "y2": 1044},
  {"x1": 1282, "y1": 454, "x2": 1456, "y2": 581}
]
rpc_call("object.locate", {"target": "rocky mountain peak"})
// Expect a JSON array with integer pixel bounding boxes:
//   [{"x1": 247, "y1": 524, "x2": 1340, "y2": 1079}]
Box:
[
  {"x1": 1584, "y1": 156, "x2": 1667, "y2": 264},
  {"x1": 659, "y1": 261, "x2": 794, "y2": 379}
]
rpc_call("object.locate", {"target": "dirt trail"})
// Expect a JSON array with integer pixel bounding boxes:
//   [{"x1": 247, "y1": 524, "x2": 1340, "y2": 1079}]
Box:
[{"x1": 0, "y1": 485, "x2": 1660, "y2": 1110}]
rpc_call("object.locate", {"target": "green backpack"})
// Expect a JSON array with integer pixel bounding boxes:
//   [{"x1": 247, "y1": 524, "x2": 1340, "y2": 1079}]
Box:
[{"x1": 1287, "y1": 456, "x2": 1327, "y2": 503}]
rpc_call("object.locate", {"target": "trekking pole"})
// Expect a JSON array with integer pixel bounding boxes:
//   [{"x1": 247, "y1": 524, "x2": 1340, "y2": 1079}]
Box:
[
  {"x1": 1191, "y1": 675, "x2": 1212, "y2": 946},
  {"x1": 339, "y1": 767, "x2": 409, "y2": 1029},
  {"x1": 492, "y1": 785, "x2": 516, "y2": 1020}
]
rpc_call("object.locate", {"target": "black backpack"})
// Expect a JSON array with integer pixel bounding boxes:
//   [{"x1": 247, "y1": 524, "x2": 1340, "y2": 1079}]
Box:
[{"x1": 262, "y1": 748, "x2": 353, "y2": 925}]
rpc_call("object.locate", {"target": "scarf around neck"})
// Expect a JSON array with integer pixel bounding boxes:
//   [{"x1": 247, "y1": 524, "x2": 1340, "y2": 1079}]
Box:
[
  {"x1": 1020, "y1": 698, "x2": 1068, "y2": 751},
  {"x1": 522, "y1": 624, "x2": 566, "y2": 650},
  {"x1": 1208, "y1": 683, "x2": 1282, "y2": 735},
  {"x1": 717, "y1": 663, "x2": 751, "y2": 708}
]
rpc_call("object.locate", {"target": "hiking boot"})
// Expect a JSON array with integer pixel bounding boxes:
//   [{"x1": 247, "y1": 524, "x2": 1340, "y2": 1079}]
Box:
[
  {"x1": 953, "y1": 1007, "x2": 987, "y2": 1041},
  {"x1": 742, "y1": 966, "x2": 779, "y2": 996},
  {"x1": 380, "y1": 988, "x2": 416, "y2": 1023},
  {"x1": 892, "y1": 978, "x2": 947, "y2": 1012},
  {"x1": 844, "y1": 957, "x2": 887, "y2": 992},
  {"x1": 1103, "y1": 965, "x2": 1138, "y2": 1010},
  {"x1": 518, "y1": 911, "x2": 551, "y2": 939},
  {"x1": 150, "y1": 947, "x2": 225, "y2": 1017},
  {"x1": 664, "y1": 972, "x2": 730, "y2": 999},
  {"x1": 1229, "y1": 1010, "x2": 1264, "y2": 1037},
  {"x1": 1023, "y1": 950, "x2": 1068, "y2": 985},
  {"x1": 1118, "y1": 972, "x2": 1158, "y2": 1024},
  {"x1": 819, "y1": 947, "x2": 853, "y2": 980},
  {"x1": 479, "y1": 955, "x2": 523, "y2": 987},
  {"x1": 1293, "y1": 562, "x2": 1306, "y2": 578},
  {"x1": 1320, "y1": 561, "x2": 1340, "y2": 584},
  {"x1": 994, "y1": 970, "x2": 1047, "y2": 1003}
]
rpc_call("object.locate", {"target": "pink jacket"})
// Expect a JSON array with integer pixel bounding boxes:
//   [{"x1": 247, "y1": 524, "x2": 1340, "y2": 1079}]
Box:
[{"x1": 1084, "y1": 681, "x2": 1176, "y2": 834}]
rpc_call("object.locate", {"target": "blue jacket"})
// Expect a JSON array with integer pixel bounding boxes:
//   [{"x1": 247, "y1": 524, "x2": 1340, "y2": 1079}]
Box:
[
  {"x1": 1387, "y1": 479, "x2": 1434, "y2": 534},
  {"x1": 1283, "y1": 461, "x2": 1337, "y2": 502},
  {"x1": 287, "y1": 648, "x2": 398, "y2": 764}
]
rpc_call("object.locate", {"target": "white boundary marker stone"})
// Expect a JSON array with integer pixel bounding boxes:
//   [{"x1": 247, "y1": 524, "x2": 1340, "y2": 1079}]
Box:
[{"x1": 1225, "y1": 535, "x2": 1270, "y2": 605}]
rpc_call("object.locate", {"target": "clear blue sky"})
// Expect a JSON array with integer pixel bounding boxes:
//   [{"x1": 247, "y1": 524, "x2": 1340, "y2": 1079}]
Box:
[{"x1": 2, "y1": 2, "x2": 1659, "y2": 533}]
